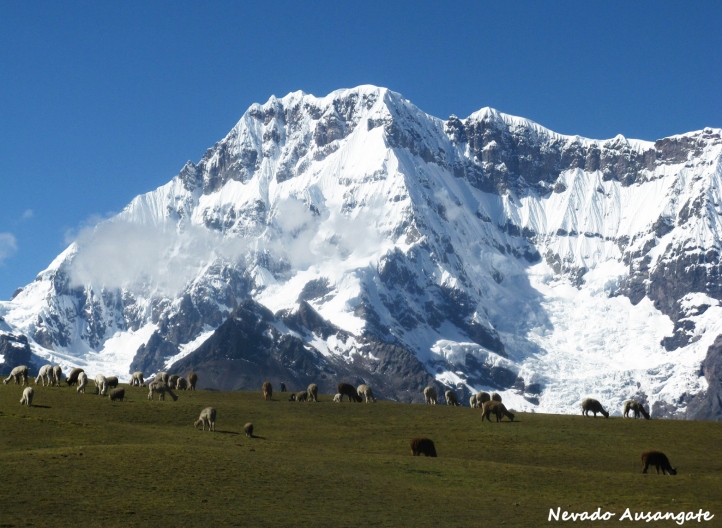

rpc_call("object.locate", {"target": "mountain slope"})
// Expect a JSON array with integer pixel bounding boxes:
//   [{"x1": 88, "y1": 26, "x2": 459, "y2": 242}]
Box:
[{"x1": 2, "y1": 85, "x2": 721, "y2": 417}]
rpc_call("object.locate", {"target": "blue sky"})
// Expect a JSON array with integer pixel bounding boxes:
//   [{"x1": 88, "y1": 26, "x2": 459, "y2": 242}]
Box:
[{"x1": 1, "y1": 0, "x2": 721, "y2": 299}]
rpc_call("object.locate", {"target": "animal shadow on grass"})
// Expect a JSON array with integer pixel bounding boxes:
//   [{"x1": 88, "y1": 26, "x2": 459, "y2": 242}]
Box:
[
  {"x1": 212, "y1": 428, "x2": 267, "y2": 440},
  {"x1": 31, "y1": 405, "x2": 51, "y2": 409},
  {"x1": 235, "y1": 436, "x2": 266, "y2": 445}
]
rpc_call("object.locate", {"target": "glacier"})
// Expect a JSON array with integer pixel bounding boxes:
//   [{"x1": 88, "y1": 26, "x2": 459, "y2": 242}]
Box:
[{"x1": 1, "y1": 85, "x2": 721, "y2": 418}]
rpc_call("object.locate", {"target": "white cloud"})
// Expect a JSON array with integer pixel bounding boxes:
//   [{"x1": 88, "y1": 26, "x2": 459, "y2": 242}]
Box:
[
  {"x1": 434, "y1": 188, "x2": 464, "y2": 222},
  {"x1": 273, "y1": 198, "x2": 315, "y2": 235},
  {"x1": 266, "y1": 199, "x2": 383, "y2": 270},
  {"x1": 64, "y1": 213, "x2": 114, "y2": 245},
  {"x1": 67, "y1": 218, "x2": 250, "y2": 295},
  {"x1": 63, "y1": 200, "x2": 384, "y2": 298},
  {"x1": 21, "y1": 209, "x2": 33, "y2": 221},
  {"x1": 0, "y1": 233, "x2": 18, "y2": 264}
]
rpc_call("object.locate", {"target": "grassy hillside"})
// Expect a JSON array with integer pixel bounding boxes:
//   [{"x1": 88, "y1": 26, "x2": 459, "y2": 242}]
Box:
[{"x1": 0, "y1": 383, "x2": 720, "y2": 527}]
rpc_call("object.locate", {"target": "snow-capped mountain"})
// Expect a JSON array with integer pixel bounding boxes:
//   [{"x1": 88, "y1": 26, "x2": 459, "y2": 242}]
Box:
[{"x1": 2, "y1": 85, "x2": 721, "y2": 419}]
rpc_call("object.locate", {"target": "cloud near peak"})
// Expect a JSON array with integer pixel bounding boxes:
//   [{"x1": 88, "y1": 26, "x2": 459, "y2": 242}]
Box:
[
  {"x1": 0, "y1": 233, "x2": 18, "y2": 264},
  {"x1": 66, "y1": 219, "x2": 250, "y2": 295}
]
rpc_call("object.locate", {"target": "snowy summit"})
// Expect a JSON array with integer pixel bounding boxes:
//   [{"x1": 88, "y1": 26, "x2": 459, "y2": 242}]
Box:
[{"x1": 2, "y1": 85, "x2": 722, "y2": 419}]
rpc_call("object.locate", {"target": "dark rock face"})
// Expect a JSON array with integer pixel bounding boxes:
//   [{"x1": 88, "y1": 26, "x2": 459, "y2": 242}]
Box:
[
  {"x1": 129, "y1": 267, "x2": 249, "y2": 375},
  {"x1": 385, "y1": 102, "x2": 463, "y2": 170},
  {"x1": 130, "y1": 331, "x2": 179, "y2": 375},
  {"x1": 29, "y1": 257, "x2": 251, "y2": 378},
  {"x1": 339, "y1": 338, "x2": 437, "y2": 403},
  {"x1": 203, "y1": 141, "x2": 256, "y2": 194},
  {"x1": 315, "y1": 115, "x2": 347, "y2": 148},
  {"x1": 169, "y1": 299, "x2": 437, "y2": 402},
  {"x1": 465, "y1": 325, "x2": 506, "y2": 356},
  {"x1": 28, "y1": 270, "x2": 125, "y2": 351},
  {"x1": 169, "y1": 300, "x2": 326, "y2": 391},
  {"x1": 652, "y1": 399, "x2": 682, "y2": 420},
  {"x1": 444, "y1": 112, "x2": 663, "y2": 196},
  {"x1": 661, "y1": 318, "x2": 699, "y2": 352},
  {"x1": 686, "y1": 335, "x2": 722, "y2": 421},
  {"x1": 375, "y1": 247, "x2": 505, "y2": 355},
  {"x1": 157, "y1": 294, "x2": 204, "y2": 346},
  {"x1": 654, "y1": 128, "x2": 722, "y2": 163},
  {"x1": 619, "y1": 231, "x2": 722, "y2": 353},
  {"x1": 297, "y1": 278, "x2": 332, "y2": 302},
  {"x1": 282, "y1": 301, "x2": 341, "y2": 340},
  {"x1": 179, "y1": 161, "x2": 202, "y2": 192},
  {"x1": 648, "y1": 251, "x2": 722, "y2": 320},
  {"x1": 459, "y1": 352, "x2": 517, "y2": 391},
  {"x1": 444, "y1": 115, "x2": 467, "y2": 144},
  {"x1": 0, "y1": 333, "x2": 33, "y2": 376}
]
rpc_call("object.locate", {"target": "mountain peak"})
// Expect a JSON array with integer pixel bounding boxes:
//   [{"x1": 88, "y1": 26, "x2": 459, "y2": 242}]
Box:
[{"x1": 2, "y1": 87, "x2": 722, "y2": 418}]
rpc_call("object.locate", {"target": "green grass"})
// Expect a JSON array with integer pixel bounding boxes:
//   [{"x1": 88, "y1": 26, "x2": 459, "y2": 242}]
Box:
[{"x1": 0, "y1": 384, "x2": 720, "y2": 527}]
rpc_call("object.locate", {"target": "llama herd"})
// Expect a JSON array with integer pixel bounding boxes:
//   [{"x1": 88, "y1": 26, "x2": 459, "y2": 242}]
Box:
[
  {"x1": 2, "y1": 364, "x2": 676, "y2": 474},
  {"x1": 261, "y1": 380, "x2": 672, "y2": 474},
  {"x1": 284, "y1": 382, "x2": 368, "y2": 403},
  {"x1": 417, "y1": 386, "x2": 671, "y2": 474},
  {"x1": 2, "y1": 363, "x2": 197, "y2": 412},
  {"x1": 427, "y1": 387, "x2": 516, "y2": 422},
  {"x1": 3, "y1": 363, "x2": 244, "y2": 439}
]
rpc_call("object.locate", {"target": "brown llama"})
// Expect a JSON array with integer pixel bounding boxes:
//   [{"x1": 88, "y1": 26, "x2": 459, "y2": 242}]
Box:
[
  {"x1": 65, "y1": 368, "x2": 84, "y2": 387},
  {"x1": 641, "y1": 451, "x2": 676, "y2": 475},
  {"x1": 410, "y1": 437, "x2": 437, "y2": 457},
  {"x1": 337, "y1": 383, "x2": 362, "y2": 402}
]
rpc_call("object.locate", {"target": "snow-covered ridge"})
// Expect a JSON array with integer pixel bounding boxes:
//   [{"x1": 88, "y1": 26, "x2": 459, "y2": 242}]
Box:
[
  {"x1": 1, "y1": 85, "x2": 721, "y2": 418},
  {"x1": 466, "y1": 106, "x2": 656, "y2": 152}
]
